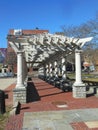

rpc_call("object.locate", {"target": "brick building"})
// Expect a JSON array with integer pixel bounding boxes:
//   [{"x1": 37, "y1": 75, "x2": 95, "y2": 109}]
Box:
[{"x1": 7, "y1": 29, "x2": 49, "y2": 73}]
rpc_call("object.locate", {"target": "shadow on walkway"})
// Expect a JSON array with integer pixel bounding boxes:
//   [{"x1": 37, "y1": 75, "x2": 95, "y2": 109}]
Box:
[
  {"x1": 37, "y1": 87, "x2": 55, "y2": 91},
  {"x1": 86, "y1": 86, "x2": 98, "y2": 97},
  {"x1": 26, "y1": 81, "x2": 40, "y2": 103},
  {"x1": 41, "y1": 91, "x2": 64, "y2": 98}
]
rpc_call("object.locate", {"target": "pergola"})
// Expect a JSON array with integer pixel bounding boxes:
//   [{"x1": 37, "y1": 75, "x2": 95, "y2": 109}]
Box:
[{"x1": 7, "y1": 32, "x2": 92, "y2": 104}]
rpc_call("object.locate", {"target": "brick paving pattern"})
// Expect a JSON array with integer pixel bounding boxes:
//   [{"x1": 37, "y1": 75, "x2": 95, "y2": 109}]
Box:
[
  {"x1": 4, "y1": 78, "x2": 98, "y2": 130},
  {"x1": 71, "y1": 122, "x2": 98, "y2": 130}
]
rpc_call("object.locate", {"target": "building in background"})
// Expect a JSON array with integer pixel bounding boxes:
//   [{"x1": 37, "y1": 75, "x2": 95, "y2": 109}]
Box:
[{"x1": 0, "y1": 48, "x2": 7, "y2": 66}]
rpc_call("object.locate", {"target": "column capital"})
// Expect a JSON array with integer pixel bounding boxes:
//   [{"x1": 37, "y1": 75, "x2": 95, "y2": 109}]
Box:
[
  {"x1": 75, "y1": 49, "x2": 83, "y2": 53},
  {"x1": 17, "y1": 51, "x2": 24, "y2": 54}
]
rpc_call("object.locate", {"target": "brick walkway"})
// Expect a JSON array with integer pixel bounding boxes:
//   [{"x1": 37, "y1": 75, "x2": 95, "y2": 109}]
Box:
[{"x1": 4, "y1": 78, "x2": 98, "y2": 130}]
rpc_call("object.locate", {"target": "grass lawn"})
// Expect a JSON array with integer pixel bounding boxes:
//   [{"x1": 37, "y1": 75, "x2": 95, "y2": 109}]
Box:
[{"x1": 67, "y1": 72, "x2": 98, "y2": 82}]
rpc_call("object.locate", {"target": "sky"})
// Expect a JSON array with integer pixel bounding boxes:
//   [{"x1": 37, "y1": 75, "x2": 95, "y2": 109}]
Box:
[{"x1": 0, "y1": 0, "x2": 98, "y2": 48}]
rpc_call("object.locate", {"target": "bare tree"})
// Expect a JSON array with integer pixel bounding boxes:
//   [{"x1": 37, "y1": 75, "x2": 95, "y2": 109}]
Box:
[{"x1": 61, "y1": 13, "x2": 98, "y2": 70}]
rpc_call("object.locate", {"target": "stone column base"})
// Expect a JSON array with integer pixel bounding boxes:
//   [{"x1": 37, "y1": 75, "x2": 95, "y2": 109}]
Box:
[
  {"x1": 13, "y1": 87, "x2": 27, "y2": 105},
  {"x1": 73, "y1": 84, "x2": 86, "y2": 98}
]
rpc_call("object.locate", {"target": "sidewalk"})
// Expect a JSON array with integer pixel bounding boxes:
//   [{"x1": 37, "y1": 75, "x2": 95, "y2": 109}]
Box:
[
  {"x1": 4, "y1": 78, "x2": 98, "y2": 130},
  {"x1": 0, "y1": 77, "x2": 16, "y2": 90}
]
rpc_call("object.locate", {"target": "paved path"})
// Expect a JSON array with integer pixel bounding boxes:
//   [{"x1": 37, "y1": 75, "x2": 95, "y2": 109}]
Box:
[
  {"x1": 4, "y1": 78, "x2": 98, "y2": 130},
  {"x1": 0, "y1": 77, "x2": 16, "y2": 90},
  {"x1": 22, "y1": 108, "x2": 98, "y2": 130}
]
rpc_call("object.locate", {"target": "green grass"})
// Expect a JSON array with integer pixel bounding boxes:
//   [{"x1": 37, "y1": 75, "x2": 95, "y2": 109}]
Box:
[{"x1": 67, "y1": 72, "x2": 98, "y2": 82}]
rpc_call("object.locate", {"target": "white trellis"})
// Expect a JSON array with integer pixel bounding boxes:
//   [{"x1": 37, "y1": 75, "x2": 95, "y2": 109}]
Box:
[{"x1": 7, "y1": 33, "x2": 93, "y2": 103}]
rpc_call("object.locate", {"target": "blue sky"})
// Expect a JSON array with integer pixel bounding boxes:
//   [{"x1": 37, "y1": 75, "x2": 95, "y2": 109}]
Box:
[{"x1": 0, "y1": 0, "x2": 98, "y2": 48}]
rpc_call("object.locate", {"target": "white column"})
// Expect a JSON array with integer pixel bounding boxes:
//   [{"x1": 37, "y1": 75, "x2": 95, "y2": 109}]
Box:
[
  {"x1": 22, "y1": 57, "x2": 25, "y2": 82},
  {"x1": 25, "y1": 60, "x2": 28, "y2": 79},
  {"x1": 62, "y1": 57, "x2": 66, "y2": 79},
  {"x1": 16, "y1": 51, "x2": 25, "y2": 88},
  {"x1": 74, "y1": 49, "x2": 83, "y2": 85},
  {"x1": 46, "y1": 64, "x2": 49, "y2": 77},
  {"x1": 23, "y1": 57, "x2": 28, "y2": 86},
  {"x1": 54, "y1": 61, "x2": 58, "y2": 77},
  {"x1": 73, "y1": 49, "x2": 86, "y2": 98},
  {"x1": 58, "y1": 61, "x2": 61, "y2": 77},
  {"x1": 42, "y1": 66, "x2": 44, "y2": 76},
  {"x1": 49, "y1": 63, "x2": 53, "y2": 77}
]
